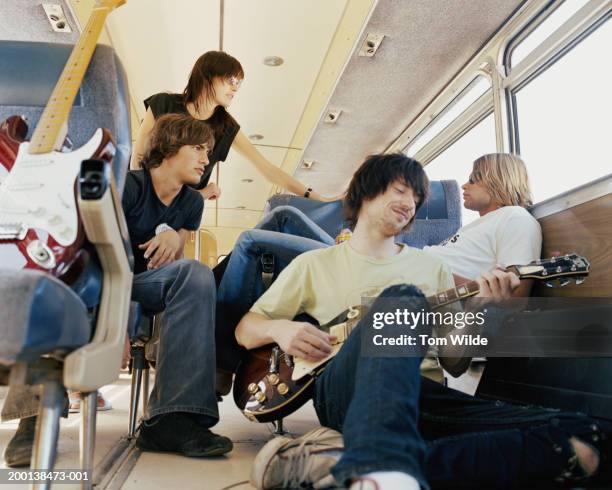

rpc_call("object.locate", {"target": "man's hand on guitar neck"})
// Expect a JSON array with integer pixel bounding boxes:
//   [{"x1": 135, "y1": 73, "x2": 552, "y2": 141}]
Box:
[
  {"x1": 467, "y1": 267, "x2": 520, "y2": 311},
  {"x1": 236, "y1": 312, "x2": 336, "y2": 362}
]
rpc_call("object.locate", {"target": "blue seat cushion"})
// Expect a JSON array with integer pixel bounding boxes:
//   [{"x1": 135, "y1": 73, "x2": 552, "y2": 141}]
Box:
[
  {"x1": 0, "y1": 269, "x2": 91, "y2": 365},
  {"x1": 265, "y1": 180, "x2": 462, "y2": 248}
]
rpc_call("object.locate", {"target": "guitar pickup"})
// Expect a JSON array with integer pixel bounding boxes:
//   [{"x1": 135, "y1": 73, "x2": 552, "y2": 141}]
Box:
[{"x1": 0, "y1": 223, "x2": 27, "y2": 240}]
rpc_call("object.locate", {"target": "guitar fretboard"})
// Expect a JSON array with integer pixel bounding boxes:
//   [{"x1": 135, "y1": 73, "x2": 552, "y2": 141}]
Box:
[
  {"x1": 426, "y1": 280, "x2": 481, "y2": 310},
  {"x1": 29, "y1": 6, "x2": 112, "y2": 154}
]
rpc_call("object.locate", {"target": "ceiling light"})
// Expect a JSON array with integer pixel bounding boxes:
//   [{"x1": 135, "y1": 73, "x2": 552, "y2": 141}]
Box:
[
  {"x1": 249, "y1": 134, "x2": 264, "y2": 141},
  {"x1": 241, "y1": 178, "x2": 253, "y2": 183},
  {"x1": 263, "y1": 56, "x2": 284, "y2": 67},
  {"x1": 301, "y1": 159, "x2": 315, "y2": 169}
]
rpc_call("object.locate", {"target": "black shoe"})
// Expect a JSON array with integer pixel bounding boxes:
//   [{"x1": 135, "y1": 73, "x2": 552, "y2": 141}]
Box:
[
  {"x1": 136, "y1": 412, "x2": 233, "y2": 457},
  {"x1": 3, "y1": 416, "x2": 36, "y2": 468}
]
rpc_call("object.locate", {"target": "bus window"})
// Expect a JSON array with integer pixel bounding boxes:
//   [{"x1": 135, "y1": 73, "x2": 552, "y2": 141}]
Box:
[
  {"x1": 423, "y1": 113, "x2": 496, "y2": 225},
  {"x1": 406, "y1": 76, "x2": 490, "y2": 157},
  {"x1": 512, "y1": 18, "x2": 611, "y2": 203},
  {"x1": 509, "y1": 0, "x2": 588, "y2": 69}
]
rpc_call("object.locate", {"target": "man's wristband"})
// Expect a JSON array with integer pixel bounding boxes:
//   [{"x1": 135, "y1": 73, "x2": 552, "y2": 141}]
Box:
[
  {"x1": 155, "y1": 223, "x2": 174, "y2": 236},
  {"x1": 303, "y1": 187, "x2": 313, "y2": 199}
]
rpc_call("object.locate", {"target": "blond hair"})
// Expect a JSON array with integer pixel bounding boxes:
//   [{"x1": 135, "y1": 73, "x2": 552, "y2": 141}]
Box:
[{"x1": 471, "y1": 153, "x2": 533, "y2": 208}]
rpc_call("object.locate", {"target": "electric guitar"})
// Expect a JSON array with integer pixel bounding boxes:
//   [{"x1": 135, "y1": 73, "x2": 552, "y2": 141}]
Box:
[
  {"x1": 0, "y1": 0, "x2": 125, "y2": 280},
  {"x1": 233, "y1": 253, "x2": 590, "y2": 422}
]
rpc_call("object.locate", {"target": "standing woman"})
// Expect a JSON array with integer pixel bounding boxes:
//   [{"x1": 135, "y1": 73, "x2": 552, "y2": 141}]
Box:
[{"x1": 130, "y1": 51, "x2": 332, "y2": 201}]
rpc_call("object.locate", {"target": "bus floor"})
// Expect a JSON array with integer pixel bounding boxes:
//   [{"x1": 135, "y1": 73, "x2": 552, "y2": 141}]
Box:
[{"x1": 0, "y1": 367, "x2": 484, "y2": 490}]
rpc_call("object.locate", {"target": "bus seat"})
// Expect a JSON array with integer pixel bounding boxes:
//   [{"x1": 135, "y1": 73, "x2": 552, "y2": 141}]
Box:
[
  {"x1": 0, "y1": 40, "x2": 133, "y2": 474},
  {"x1": 0, "y1": 41, "x2": 131, "y2": 192},
  {"x1": 0, "y1": 271, "x2": 91, "y2": 365},
  {"x1": 265, "y1": 179, "x2": 461, "y2": 248}
]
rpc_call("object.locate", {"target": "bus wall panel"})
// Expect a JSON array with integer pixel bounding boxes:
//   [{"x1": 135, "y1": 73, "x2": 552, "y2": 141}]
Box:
[{"x1": 535, "y1": 192, "x2": 612, "y2": 298}]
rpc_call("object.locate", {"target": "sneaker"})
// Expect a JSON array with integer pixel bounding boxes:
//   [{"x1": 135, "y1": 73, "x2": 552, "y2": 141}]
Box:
[
  {"x1": 3, "y1": 416, "x2": 36, "y2": 468},
  {"x1": 136, "y1": 412, "x2": 233, "y2": 457},
  {"x1": 250, "y1": 426, "x2": 344, "y2": 489},
  {"x1": 68, "y1": 391, "x2": 112, "y2": 413}
]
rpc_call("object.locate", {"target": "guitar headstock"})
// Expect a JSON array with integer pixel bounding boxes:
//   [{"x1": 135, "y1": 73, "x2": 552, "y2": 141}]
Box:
[{"x1": 508, "y1": 253, "x2": 590, "y2": 287}]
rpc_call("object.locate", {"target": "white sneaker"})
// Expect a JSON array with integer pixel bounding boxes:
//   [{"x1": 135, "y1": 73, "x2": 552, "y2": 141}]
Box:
[
  {"x1": 250, "y1": 427, "x2": 344, "y2": 489},
  {"x1": 349, "y1": 471, "x2": 420, "y2": 490}
]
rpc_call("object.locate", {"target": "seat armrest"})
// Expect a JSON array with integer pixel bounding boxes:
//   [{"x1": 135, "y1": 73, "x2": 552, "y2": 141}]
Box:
[{"x1": 63, "y1": 158, "x2": 133, "y2": 391}]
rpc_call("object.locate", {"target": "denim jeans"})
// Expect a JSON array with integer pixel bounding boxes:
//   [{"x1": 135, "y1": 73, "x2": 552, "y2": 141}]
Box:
[
  {"x1": 2, "y1": 259, "x2": 219, "y2": 426},
  {"x1": 215, "y1": 206, "x2": 332, "y2": 371},
  {"x1": 256, "y1": 205, "x2": 335, "y2": 245},
  {"x1": 131, "y1": 259, "x2": 218, "y2": 423},
  {"x1": 313, "y1": 284, "x2": 605, "y2": 489}
]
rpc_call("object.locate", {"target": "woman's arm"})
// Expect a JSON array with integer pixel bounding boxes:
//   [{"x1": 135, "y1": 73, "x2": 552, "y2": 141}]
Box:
[
  {"x1": 231, "y1": 130, "x2": 334, "y2": 201},
  {"x1": 129, "y1": 107, "x2": 156, "y2": 170}
]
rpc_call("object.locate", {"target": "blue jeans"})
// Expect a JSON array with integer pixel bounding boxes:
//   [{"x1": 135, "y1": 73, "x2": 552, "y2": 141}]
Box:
[
  {"x1": 3, "y1": 259, "x2": 220, "y2": 427},
  {"x1": 314, "y1": 284, "x2": 606, "y2": 489},
  {"x1": 216, "y1": 206, "x2": 333, "y2": 371},
  {"x1": 131, "y1": 259, "x2": 219, "y2": 424}
]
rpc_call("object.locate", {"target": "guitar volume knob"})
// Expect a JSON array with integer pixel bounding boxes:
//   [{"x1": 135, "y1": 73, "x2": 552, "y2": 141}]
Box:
[
  {"x1": 255, "y1": 391, "x2": 266, "y2": 403},
  {"x1": 267, "y1": 373, "x2": 280, "y2": 385},
  {"x1": 248, "y1": 383, "x2": 259, "y2": 395},
  {"x1": 277, "y1": 383, "x2": 289, "y2": 396}
]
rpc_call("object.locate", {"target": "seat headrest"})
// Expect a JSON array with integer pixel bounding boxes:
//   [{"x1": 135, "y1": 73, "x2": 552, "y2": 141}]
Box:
[
  {"x1": 265, "y1": 180, "x2": 462, "y2": 248},
  {"x1": 0, "y1": 41, "x2": 131, "y2": 193}
]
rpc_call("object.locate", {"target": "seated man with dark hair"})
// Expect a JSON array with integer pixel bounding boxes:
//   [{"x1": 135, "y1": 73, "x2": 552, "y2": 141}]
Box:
[
  {"x1": 215, "y1": 153, "x2": 542, "y2": 375},
  {"x1": 236, "y1": 154, "x2": 609, "y2": 490},
  {"x1": 3, "y1": 114, "x2": 232, "y2": 467}
]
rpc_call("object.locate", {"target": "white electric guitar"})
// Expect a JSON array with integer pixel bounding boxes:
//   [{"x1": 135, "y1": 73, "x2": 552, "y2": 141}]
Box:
[{"x1": 0, "y1": 0, "x2": 125, "y2": 279}]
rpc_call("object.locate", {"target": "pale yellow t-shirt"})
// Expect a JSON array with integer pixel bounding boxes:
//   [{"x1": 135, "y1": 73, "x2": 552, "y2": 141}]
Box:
[{"x1": 250, "y1": 241, "x2": 456, "y2": 382}]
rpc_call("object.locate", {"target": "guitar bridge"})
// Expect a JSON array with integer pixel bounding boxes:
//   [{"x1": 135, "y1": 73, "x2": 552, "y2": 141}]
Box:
[{"x1": 0, "y1": 222, "x2": 27, "y2": 240}]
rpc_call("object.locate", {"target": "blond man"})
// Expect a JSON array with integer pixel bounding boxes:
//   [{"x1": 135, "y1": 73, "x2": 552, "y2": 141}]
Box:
[{"x1": 424, "y1": 153, "x2": 541, "y2": 297}]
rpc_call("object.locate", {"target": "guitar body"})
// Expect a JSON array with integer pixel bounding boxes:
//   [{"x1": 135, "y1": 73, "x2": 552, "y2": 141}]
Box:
[
  {"x1": 0, "y1": 115, "x2": 116, "y2": 280},
  {"x1": 233, "y1": 307, "x2": 363, "y2": 422},
  {"x1": 233, "y1": 345, "x2": 321, "y2": 422},
  {"x1": 0, "y1": 116, "x2": 28, "y2": 176}
]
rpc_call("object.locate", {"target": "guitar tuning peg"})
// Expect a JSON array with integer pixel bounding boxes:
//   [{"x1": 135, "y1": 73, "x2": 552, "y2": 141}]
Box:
[
  {"x1": 544, "y1": 281, "x2": 555, "y2": 288},
  {"x1": 575, "y1": 277, "x2": 585, "y2": 285},
  {"x1": 558, "y1": 278, "x2": 571, "y2": 287}
]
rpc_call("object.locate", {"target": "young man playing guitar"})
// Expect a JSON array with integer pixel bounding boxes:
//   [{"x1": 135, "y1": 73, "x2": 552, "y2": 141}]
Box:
[
  {"x1": 3, "y1": 114, "x2": 232, "y2": 466},
  {"x1": 215, "y1": 153, "x2": 542, "y2": 375},
  {"x1": 236, "y1": 154, "x2": 609, "y2": 489}
]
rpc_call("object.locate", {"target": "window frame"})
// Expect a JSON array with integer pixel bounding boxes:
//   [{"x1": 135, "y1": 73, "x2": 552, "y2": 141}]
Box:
[{"x1": 386, "y1": 0, "x2": 611, "y2": 207}]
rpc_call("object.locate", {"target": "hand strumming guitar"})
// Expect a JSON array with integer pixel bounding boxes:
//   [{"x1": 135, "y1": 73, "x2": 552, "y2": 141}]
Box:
[{"x1": 273, "y1": 320, "x2": 337, "y2": 362}]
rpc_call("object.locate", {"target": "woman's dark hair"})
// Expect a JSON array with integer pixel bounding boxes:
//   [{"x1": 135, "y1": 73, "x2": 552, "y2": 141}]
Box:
[
  {"x1": 344, "y1": 153, "x2": 430, "y2": 230},
  {"x1": 141, "y1": 114, "x2": 215, "y2": 170},
  {"x1": 183, "y1": 51, "x2": 244, "y2": 139}
]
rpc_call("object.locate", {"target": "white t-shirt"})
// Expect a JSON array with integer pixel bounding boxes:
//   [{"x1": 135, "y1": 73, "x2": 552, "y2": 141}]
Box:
[{"x1": 423, "y1": 206, "x2": 542, "y2": 280}]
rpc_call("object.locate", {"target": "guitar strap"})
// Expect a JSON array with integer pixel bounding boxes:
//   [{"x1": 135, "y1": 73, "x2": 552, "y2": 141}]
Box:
[{"x1": 260, "y1": 252, "x2": 275, "y2": 291}]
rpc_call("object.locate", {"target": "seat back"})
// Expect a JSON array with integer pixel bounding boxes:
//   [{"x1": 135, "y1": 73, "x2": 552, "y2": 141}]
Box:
[
  {"x1": 265, "y1": 180, "x2": 461, "y2": 248},
  {"x1": 0, "y1": 41, "x2": 131, "y2": 192}
]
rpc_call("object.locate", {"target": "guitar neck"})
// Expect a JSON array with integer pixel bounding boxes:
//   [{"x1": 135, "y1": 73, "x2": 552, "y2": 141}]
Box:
[
  {"x1": 426, "y1": 280, "x2": 481, "y2": 310},
  {"x1": 29, "y1": 6, "x2": 113, "y2": 154}
]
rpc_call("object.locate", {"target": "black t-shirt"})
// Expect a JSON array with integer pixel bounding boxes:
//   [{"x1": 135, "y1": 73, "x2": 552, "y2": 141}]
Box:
[
  {"x1": 122, "y1": 170, "x2": 204, "y2": 274},
  {"x1": 144, "y1": 92, "x2": 240, "y2": 190}
]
